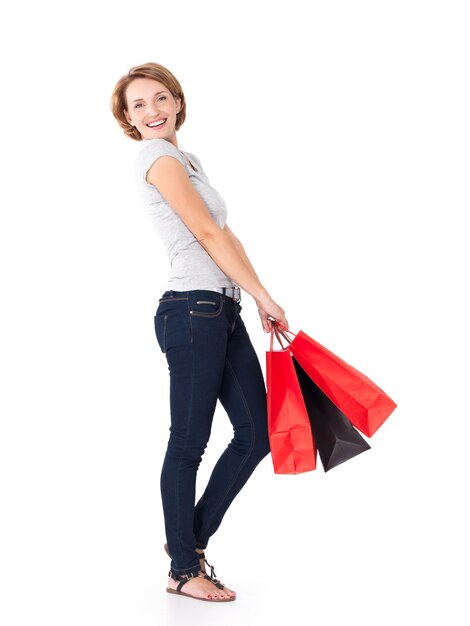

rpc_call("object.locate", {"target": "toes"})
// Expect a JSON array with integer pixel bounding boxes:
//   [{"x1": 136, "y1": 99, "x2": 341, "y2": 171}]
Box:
[{"x1": 222, "y1": 587, "x2": 236, "y2": 597}]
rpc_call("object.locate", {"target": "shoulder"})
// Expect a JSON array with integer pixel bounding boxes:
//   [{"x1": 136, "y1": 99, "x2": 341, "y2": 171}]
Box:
[{"x1": 135, "y1": 139, "x2": 186, "y2": 175}]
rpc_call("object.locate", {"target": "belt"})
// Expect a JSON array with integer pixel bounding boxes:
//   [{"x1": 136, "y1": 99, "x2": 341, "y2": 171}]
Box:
[{"x1": 210, "y1": 286, "x2": 241, "y2": 302}]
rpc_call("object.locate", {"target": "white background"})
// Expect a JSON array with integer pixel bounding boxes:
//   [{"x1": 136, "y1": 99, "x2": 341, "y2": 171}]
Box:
[{"x1": 1, "y1": 1, "x2": 469, "y2": 624}]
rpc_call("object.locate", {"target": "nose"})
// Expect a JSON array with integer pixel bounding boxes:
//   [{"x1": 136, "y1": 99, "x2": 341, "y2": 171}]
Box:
[
  {"x1": 146, "y1": 101, "x2": 163, "y2": 118},
  {"x1": 148, "y1": 107, "x2": 160, "y2": 118}
]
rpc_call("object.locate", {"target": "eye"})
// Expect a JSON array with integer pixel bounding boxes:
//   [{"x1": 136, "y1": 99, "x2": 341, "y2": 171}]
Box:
[
  {"x1": 158, "y1": 96, "x2": 167, "y2": 101},
  {"x1": 134, "y1": 103, "x2": 143, "y2": 108}
]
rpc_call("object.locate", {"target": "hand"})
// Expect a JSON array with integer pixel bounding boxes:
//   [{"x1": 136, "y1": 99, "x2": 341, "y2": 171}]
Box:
[{"x1": 254, "y1": 292, "x2": 288, "y2": 333}]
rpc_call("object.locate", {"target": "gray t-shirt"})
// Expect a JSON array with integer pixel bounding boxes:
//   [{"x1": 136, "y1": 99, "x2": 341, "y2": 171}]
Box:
[{"x1": 134, "y1": 138, "x2": 237, "y2": 292}]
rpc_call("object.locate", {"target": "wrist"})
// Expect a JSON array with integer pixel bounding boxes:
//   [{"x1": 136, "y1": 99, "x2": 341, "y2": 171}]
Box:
[{"x1": 253, "y1": 286, "x2": 269, "y2": 305}]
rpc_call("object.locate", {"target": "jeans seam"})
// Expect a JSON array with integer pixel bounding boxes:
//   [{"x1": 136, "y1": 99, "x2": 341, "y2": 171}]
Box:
[
  {"x1": 187, "y1": 298, "x2": 193, "y2": 344},
  {"x1": 159, "y1": 297, "x2": 188, "y2": 303},
  {"x1": 174, "y1": 309, "x2": 196, "y2": 571},
  {"x1": 162, "y1": 314, "x2": 168, "y2": 353},
  {"x1": 230, "y1": 306, "x2": 240, "y2": 334},
  {"x1": 198, "y1": 355, "x2": 255, "y2": 541}
]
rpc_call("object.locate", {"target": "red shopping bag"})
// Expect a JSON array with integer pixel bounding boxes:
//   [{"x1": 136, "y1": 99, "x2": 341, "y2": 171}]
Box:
[
  {"x1": 274, "y1": 323, "x2": 397, "y2": 437},
  {"x1": 266, "y1": 327, "x2": 317, "y2": 474}
]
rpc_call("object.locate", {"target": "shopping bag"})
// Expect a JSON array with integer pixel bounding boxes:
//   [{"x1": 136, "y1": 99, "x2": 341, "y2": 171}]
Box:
[
  {"x1": 266, "y1": 327, "x2": 317, "y2": 474},
  {"x1": 274, "y1": 323, "x2": 397, "y2": 437},
  {"x1": 293, "y1": 357, "x2": 371, "y2": 471}
]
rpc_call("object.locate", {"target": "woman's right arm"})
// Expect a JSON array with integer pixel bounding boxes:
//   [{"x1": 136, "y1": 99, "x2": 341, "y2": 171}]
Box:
[
  {"x1": 146, "y1": 155, "x2": 288, "y2": 331},
  {"x1": 223, "y1": 223, "x2": 287, "y2": 332}
]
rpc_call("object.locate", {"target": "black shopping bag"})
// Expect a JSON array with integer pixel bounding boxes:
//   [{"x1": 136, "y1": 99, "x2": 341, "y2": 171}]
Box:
[{"x1": 293, "y1": 357, "x2": 371, "y2": 472}]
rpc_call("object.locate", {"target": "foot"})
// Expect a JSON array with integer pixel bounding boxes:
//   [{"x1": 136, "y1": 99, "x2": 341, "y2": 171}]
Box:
[
  {"x1": 167, "y1": 570, "x2": 235, "y2": 601},
  {"x1": 195, "y1": 548, "x2": 236, "y2": 598}
]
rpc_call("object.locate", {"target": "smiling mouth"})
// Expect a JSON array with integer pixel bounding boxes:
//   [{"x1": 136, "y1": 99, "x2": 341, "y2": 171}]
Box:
[{"x1": 146, "y1": 119, "x2": 167, "y2": 129}]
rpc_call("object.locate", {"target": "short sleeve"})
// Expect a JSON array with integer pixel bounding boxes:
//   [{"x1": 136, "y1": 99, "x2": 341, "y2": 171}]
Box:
[
  {"x1": 188, "y1": 152, "x2": 203, "y2": 171},
  {"x1": 184, "y1": 151, "x2": 209, "y2": 181},
  {"x1": 135, "y1": 138, "x2": 186, "y2": 185}
]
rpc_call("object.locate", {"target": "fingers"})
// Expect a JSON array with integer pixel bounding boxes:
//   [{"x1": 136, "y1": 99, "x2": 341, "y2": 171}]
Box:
[
  {"x1": 258, "y1": 306, "x2": 288, "y2": 333},
  {"x1": 269, "y1": 314, "x2": 288, "y2": 331}
]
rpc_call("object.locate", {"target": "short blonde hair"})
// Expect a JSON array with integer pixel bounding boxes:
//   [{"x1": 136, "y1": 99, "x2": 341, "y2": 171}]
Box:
[{"x1": 110, "y1": 62, "x2": 186, "y2": 141}]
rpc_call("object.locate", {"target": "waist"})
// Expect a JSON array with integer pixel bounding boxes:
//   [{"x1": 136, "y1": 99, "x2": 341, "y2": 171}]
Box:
[
  {"x1": 163, "y1": 287, "x2": 241, "y2": 303},
  {"x1": 209, "y1": 286, "x2": 241, "y2": 302}
]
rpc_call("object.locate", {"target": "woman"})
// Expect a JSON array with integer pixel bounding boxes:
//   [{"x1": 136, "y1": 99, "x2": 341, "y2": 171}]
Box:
[{"x1": 110, "y1": 62, "x2": 288, "y2": 603}]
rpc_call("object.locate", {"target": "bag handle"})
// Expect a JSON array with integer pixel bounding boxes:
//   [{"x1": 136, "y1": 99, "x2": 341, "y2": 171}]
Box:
[
  {"x1": 270, "y1": 320, "x2": 295, "y2": 345},
  {"x1": 269, "y1": 322, "x2": 288, "y2": 351}
]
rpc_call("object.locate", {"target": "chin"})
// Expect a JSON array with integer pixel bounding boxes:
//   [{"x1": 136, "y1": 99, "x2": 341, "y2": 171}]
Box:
[{"x1": 143, "y1": 131, "x2": 168, "y2": 141}]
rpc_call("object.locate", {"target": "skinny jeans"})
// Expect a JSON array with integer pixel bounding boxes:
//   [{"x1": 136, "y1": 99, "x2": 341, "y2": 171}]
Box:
[{"x1": 154, "y1": 289, "x2": 270, "y2": 577}]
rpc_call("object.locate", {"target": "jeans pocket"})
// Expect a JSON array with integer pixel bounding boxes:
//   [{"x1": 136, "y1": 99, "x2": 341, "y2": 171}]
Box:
[{"x1": 189, "y1": 295, "x2": 224, "y2": 318}]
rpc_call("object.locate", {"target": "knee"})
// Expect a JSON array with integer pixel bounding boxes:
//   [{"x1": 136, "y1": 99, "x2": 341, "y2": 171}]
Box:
[
  {"x1": 166, "y1": 432, "x2": 209, "y2": 464},
  {"x1": 253, "y1": 432, "x2": 271, "y2": 462},
  {"x1": 229, "y1": 423, "x2": 270, "y2": 461}
]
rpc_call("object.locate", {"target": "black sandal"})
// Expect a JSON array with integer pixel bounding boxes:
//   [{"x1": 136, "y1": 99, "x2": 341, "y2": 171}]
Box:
[
  {"x1": 164, "y1": 543, "x2": 235, "y2": 595},
  {"x1": 166, "y1": 569, "x2": 235, "y2": 602}
]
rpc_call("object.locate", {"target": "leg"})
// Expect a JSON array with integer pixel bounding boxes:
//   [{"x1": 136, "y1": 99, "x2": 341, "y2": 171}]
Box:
[
  {"x1": 193, "y1": 309, "x2": 270, "y2": 548},
  {"x1": 157, "y1": 293, "x2": 228, "y2": 577}
]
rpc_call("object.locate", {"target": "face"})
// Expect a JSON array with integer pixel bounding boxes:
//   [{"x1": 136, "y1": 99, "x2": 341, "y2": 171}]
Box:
[{"x1": 124, "y1": 77, "x2": 181, "y2": 143}]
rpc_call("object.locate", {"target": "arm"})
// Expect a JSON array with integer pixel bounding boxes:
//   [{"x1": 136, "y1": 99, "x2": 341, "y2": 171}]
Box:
[
  {"x1": 147, "y1": 155, "x2": 265, "y2": 298},
  {"x1": 223, "y1": 223, "x2": 262, "y2": 284},
  {"x1": 147, "y1": 157, "x2": 288, "y2": 331},
  {"x1": 224, "y1": 223, "x2": 284, "y2": 330}
]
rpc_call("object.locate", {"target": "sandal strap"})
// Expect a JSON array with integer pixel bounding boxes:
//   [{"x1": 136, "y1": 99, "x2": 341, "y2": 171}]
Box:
[
  {"x1": 201, "y1": 558, "x2": 226, "y2": 589},
  {"x1": 195, "y1": 551, "x2": 227, "y2": 590},
  {"x1": 168, "y1": 569, "x2": 202, "y2": 593},
  {"x1": 203, "y1": 558, "x2": 216, "y2": 580},
  {"x1": 203, "y1": 574, "x2": 225, "y2": 589}
]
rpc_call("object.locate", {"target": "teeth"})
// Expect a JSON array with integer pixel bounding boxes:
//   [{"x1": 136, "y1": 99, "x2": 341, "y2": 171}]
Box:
[{"x1": 148, "y1": 119, "x2": 166, "y2": 127}]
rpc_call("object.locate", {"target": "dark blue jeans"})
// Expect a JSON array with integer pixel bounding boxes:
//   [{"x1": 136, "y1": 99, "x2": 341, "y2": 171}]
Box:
[{"x1": 154, "y1": 289, "x2": 270, "y2": 577}]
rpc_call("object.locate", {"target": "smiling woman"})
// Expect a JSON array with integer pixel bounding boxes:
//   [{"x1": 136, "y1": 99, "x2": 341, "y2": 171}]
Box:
[
  {"x1": 110, "y1": 62, "x2": 288, "y2": 604},
  {"x1": 110, "y1": 62, "x2": 186, "y2": 141},
  {"x1": 124, "y1": 83, "x2": 175, "y2": 138}
]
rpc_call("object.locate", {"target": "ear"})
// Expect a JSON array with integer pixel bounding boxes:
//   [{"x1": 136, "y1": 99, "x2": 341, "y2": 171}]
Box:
[
  {"x1": 123, "y1": 109, "x2": 134, "y2": 126},
  {"x1": 175, "y1": 96, "x2": 181, "y2": 114}
]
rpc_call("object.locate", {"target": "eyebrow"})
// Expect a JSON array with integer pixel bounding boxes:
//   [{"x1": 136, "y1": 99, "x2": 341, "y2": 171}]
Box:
[{"x1": 131, "y1": 91, "x2": 167, "y2": 104}]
